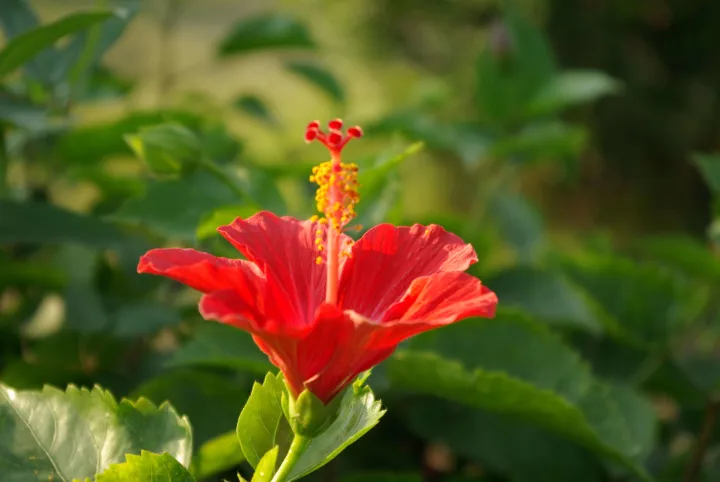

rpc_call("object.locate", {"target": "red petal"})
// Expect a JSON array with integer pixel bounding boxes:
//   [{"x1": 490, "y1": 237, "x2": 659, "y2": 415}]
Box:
[
  {"x1": 218, "y1": 212, "x2": 343, "y2": 328},
  {"x1": 338, "y1": 224, "x2": 478, "y2": 318},
  {"x1": 138, "y1": 248, "x2": 261, "y2": 293},
  {"x1": 373, "y1": 271, "x2": 498, "y2": 348}
]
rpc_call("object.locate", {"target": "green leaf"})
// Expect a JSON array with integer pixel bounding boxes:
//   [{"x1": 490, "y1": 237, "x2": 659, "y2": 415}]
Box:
[
  {"x1": 0, "y1": 92, "x2": 48, "y2": 130},
  {"x1": 489, "y1": 121, "x2": 588, "y2": 161},
  {"x1": 286, "y1": 61, "x2": 345, "y2": 103},
  {"x1": 125, "y1": 123, "x2": 202, "y2": 176},
  {"x1": 486, "y1": 269, "x2": 604, "y2": 333},
  {"x1": 109, "y1": 171, "x2": 241, "y2": 240},
  {"x1": 284, "y1": 385, "x2": 385, "y2": 481},
  {"x1": 237, "y1": 372, "x2": 293, "y2": 468},
  {"x1": 526, "y1": 70, "x2": 621, "y2": 117},
  {"x1": 54, "y1": 110, "x2": 203, "y2": 166},
  {"x1": 97, "y1": 451, "x2": 195, "y2": 482},
  {"x1": 401, "y1": 399, "x2": 605, "y2": 482},
  {"x1": 559, "y1": 253, "x2": 707, "y2": 347},
  {"x1": 132, "y1": 369, "x2": 249, "y2": 447},
  {"x1": 635, "y1": 234, "x2": 720, "y2": 283},
  {"x1": 0, "y1": 384, "x2": 192, "y2": 480},
  {"x1": 200, "y1": 122, "x2": 243, "y2": 164},
  {"x1": 476, "y1": 12, "x2": 556, "y2": 125},
  {"x1": 196, "y1": 205, "x2": 262, "y2": 240},
  {"x1": 234, "y1": 94, "x2": 278, "y2": 126},
  {"x1": 0, "y1": 200, "x2": 141, "y2": 250},
  {"x1": 389, "y1": 352, "x2": 650, "y2": 479},
  {"x1": 191, "y1": 431, "x2": 245, "y2": 480},
  {"x1": 0, "y1": 10, "x2": 115, "y2": 80},
  {"x1": 488, "y1": 190, "x2": 545, "y2": 262},
  {"x1": 167, "y1": 323, "x2": 272, "y2": 374},
  {"x1": 391, "y1": 315, "x2": 656, "y2": 478},
  {"x1": 366, "y1": 114, "x2": 491, "y2": 168},
  {"x1": 252, "y1": 446, "x2": 280, "y2": 482},
  {"x1": 218, "y1": 13, "x2": 315, "y2": 56},
  {"x1": 692, "y1": 153, "x2": 720, "y2": 194}
]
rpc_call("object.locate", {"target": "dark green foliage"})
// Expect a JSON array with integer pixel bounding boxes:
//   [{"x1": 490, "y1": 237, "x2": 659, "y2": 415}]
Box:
[{"x1": 1, "y1": 2, "x2": 719, "y2": 481}]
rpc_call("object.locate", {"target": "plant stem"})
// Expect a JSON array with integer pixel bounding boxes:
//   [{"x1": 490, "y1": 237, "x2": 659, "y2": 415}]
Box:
[
  {"x1": 684, "y1": 397, "x2": 720, "y2": 482},
  {"x1": 270, "y1": 435, "x2": 311, "y2": 482}
]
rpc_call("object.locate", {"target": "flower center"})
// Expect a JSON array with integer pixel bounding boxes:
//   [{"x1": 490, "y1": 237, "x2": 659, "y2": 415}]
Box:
[{"x1": 306, "y1": 119, "x2": 363, "y2": 305}]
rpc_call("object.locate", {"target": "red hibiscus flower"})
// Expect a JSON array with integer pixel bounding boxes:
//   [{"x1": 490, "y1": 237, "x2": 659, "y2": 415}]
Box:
[{"x1": 138, "y1": 120, "x2": 498, "y2": 404}]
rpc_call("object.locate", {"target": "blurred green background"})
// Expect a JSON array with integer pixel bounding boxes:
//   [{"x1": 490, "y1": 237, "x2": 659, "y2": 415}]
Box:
[{"x1": 2, "y1": 0, "x2": 720, "y2": 481}]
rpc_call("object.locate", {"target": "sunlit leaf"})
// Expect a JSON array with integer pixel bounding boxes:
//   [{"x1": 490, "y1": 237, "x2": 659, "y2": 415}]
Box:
[
  {"x1": 0, "y1": 384, "x2": 192, "y2": 480},
  {"x1": 191, "y1": 431, "x2": 245, "y2": 480},
  {"x1": 97, "y1": 451, "x2": 195, "y2": 482}
]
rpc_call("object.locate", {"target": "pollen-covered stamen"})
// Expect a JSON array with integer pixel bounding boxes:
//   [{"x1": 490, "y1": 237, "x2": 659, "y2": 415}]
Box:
[{"x1": 305, "y1": 119, "x2": 363, "y2": 303}]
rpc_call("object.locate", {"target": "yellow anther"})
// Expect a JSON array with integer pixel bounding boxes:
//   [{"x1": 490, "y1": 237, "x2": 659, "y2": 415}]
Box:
[{"x1": 315, "y1": 256, "x2": 323, "y2": 265}]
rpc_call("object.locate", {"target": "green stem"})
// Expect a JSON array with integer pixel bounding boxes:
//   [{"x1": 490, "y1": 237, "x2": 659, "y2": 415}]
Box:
[
  {"x1": 270, "y1": 435, "x2": 311, "y2": 482},
  {"x1": 198, "y1": 157, "x2": 246, "y2": 201}
]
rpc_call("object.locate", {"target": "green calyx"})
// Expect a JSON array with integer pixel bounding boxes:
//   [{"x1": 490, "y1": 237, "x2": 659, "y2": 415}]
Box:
[{"x1": 281, "y1": 385, "x2": 344, "y2": 438}]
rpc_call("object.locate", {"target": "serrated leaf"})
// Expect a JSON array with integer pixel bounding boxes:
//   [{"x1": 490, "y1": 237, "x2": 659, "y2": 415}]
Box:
[
  {"x1": 96, "y1": 451, "x2": 195, "y2": 481},
  {"x1": 283, "y1": 386, "x2": 385, "y2": 481},
  {"x1": 0, "y1": 10, "x2": 115, "y2": 80},
  {"x1": 167, "y1": 323, "x2": 272, "y2": 374},
  {"x1": 486, "y1": 269, "x2": 603, "y2": 333},
  {"x1": 391, "y1": 315, "x2": 655, "y2": 479},
  {"x1": 286, "y1": 61, "x2": 345, "y2": 103},
  {"x1": 0, "y1": 384, "x2": 192, "y2": 480},
  {"x1": 219, "y1": 13, "x2": 315, "y2": 56},
  {"x1": 191, "y1": 431, "x2": 245, "y2": 480},
  {"x1": 252, "y1": 446, "x2": 279, "y2": 482},
  {"x1": 388, "y1": 352, "x2": 650, "y2": 479},
  {"x1": 237, "y1": 372, "x2": 293, "y2": 468},
  {"x1": 234, "y1": 95, "x2": 278, "y2": 126},
  {"x1": 125, "y1": 123, "x2": 202, "y2": 176},
  {"x1": 526, "y1": 70, "x2": 621, "y2": 117}
]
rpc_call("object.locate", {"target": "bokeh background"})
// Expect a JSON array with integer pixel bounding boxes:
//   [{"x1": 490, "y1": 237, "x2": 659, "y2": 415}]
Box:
[{"x1": 2, "y1": 0, "x2": 720, "y2": 481}]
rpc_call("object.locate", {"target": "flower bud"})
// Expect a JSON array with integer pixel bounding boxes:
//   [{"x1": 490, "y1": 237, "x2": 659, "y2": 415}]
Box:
[{"x1": 282, "y1": 386, "x2": 344, "y2": 438}]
